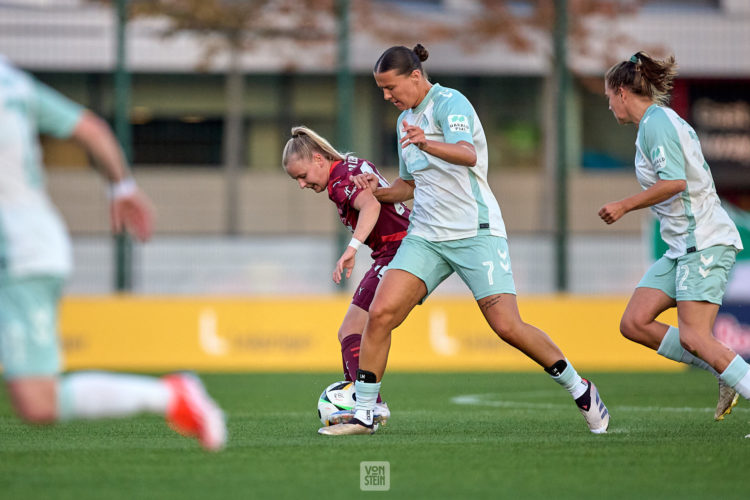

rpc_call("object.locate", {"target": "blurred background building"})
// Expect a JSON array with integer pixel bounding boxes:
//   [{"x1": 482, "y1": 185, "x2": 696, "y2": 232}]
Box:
[{"x1": 1, "y1": 0, "x2": 748, "y2": 297}]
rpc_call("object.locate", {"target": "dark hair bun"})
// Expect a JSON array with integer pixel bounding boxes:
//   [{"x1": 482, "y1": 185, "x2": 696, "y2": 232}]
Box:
[{"x1": 413, "y1": 44, "x2": 429, "y2": 62}]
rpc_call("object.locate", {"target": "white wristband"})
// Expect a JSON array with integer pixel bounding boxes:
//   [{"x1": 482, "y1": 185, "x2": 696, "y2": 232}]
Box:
[
  {"x1": 109, "y1": 178, "x2": 137, "y2": 200},
  {"x1": 348, "y1": 237, "x2": 363, "y2": 251}
]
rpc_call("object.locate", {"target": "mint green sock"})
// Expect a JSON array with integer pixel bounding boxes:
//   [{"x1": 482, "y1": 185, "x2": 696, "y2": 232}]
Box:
[
  {"x1": 550, "y1": 360, "x2": 588, "y2": 400},
  {"x1": 353, "y1": 380, "x2": 381, "y2": 425},
  {"x1": 657, "y1": 326, "x2": 718, "y2": 376},
  {"x1": 720, "y1": 355, "x2": 750, "y2": 399}
]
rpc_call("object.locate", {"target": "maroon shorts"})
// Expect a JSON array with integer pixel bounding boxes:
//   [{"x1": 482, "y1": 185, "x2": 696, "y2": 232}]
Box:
[{"x1": 351, "y1": 257, "x2": 392, "y2": 311}]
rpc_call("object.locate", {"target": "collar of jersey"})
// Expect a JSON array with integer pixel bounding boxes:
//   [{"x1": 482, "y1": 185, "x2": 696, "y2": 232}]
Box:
[
  {"x1": 329, "y1": 159, "x2": 344, "y2": 175},
  {"x1": 411, "y1": 83, "x2": 441, "y2": 114},
  {"x1": 643, "y1": 103, "x2": 661, "y2": 120}
]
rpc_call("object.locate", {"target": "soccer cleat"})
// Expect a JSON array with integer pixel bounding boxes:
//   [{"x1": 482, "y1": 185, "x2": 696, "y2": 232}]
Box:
[
  {"x1": 575, "y1": 379, "x2": 609, "y2": 434},
  {"x1": 714, "y1": 379, "x2": 739, "y2": 421},
  {"x1": 318, "y1": 419, "x2": 378, "y2": 436},
  {"x1": 327, "y1": 402, "x2": 391, "y2": 426},
  {"x1": 328, "y1": 402, "x2": 391, "y2": 425},
  {"x1": 327, "y1": 409, "x2": 354, "y2": 426},
  {"x1": 374, "y1": 402, "x2": 390, "y2": 426},
  {"x1": 164, "y1": 373, "x2": 227, "y2": 451}
]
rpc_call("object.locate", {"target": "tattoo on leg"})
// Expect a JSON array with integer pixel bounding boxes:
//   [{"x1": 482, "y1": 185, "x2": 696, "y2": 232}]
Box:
[{"x1": 480, "y1": 295, "x2": 502, "y2": 312}]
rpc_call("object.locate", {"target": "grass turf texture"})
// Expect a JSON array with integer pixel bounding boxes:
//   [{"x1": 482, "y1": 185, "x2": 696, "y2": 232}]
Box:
[{"x1": 1, "y1": 371, "x2": 749, "y2": 499}]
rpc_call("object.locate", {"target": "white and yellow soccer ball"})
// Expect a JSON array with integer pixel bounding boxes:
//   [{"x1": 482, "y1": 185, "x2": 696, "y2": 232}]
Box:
[{"x1": 317, "y1": 381, "x2": 356, "y2": 426}]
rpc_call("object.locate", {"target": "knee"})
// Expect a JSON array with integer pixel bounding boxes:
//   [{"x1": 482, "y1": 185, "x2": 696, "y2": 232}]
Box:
[
  {"x1": 491, "y1": 317, "x2": 524, "y2": 343},
  {"x1": 619, "y1": 314, "x2": 645, "y2": 343},
  {"x1": 14, "y1": 400, "x2": 56, "y2": 424},
  {"x1": 7, "y1": 383, "x2": 58, "y2": 424},
  {"x1": 367, "y1": 300, "x2": 399, "y2": 332}
]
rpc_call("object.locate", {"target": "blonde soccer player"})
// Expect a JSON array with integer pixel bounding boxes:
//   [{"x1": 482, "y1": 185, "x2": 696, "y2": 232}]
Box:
[
  {"x1": 599, "y1": 51, "x2": 746, "y2": 422},
  {"x1": 283, "y1": 126, "x2": 413, "y2": 426}
]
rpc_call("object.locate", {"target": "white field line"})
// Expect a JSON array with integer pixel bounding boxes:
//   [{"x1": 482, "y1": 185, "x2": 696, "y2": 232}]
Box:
[{"x1": 450, "y1": 393, "x2": 749, "y2": 414}]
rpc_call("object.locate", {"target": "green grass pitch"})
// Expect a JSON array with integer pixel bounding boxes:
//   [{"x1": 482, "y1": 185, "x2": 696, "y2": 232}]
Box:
[{"x1": 1, "y1": 371, "x2": 748, "y2": 499}]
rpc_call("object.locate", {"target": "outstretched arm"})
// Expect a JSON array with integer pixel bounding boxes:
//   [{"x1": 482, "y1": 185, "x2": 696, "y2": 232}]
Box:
[
  {"x1": 599, "y1": 179, "x2": 686, "y2": 224},
  {"x1": 70, "y1": 111, "x2": 155, "y2": 241}
]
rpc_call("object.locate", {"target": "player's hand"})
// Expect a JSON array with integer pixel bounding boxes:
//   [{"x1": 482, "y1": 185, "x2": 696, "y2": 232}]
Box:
[
  {"x1": 333, "y1": 246, "x2": 357, "y2": 284},
  {"x1": 400, "y1": 120, "x2": 427, "y2": 150},
  {"x1": 598, "y1": 202, "x2": 626, "y2": 225},
  {"x1": 352, "y1": 173, "x2": 379, "y2": 192},
  {"x1": 111, "y1": 188, "x2": 155, "y2": 241}
]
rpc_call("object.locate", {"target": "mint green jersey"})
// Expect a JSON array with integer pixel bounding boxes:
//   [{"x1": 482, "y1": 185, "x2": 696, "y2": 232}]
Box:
[
  {"x1": 635, "y1": 104, "x2": 742, "y2": 259},
  {"x1": 397, "y1": 84, "x2": 506, "y2": 242},
  {"x1": 0, "y1": 57, "x2": 83, "y2": 279}
]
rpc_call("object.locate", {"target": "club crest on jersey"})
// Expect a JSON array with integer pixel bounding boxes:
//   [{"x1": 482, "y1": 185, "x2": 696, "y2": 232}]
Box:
[{"x1": 448, "y1": 114, "x2": 470, "y2": 133}]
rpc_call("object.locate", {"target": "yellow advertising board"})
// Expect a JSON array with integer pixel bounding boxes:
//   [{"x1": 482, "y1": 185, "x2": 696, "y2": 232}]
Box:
[{"x1": 57, "y1": 295, "x2": 681, "y2": 372}]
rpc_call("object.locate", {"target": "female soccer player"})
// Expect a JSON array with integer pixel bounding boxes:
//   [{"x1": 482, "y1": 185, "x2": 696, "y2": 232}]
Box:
[
  {"x1": 319, "y1": 45, "x2": 610, "y2": 436},
  {"x1": 0, "y1": 56, "x2": 225, "y2": 450},
  {"x1": 282, "y1": 126, "x2": 411, "y2": 425},
  {"x1": 598, "y1": 52, "x2": 747, "y2": 420}
]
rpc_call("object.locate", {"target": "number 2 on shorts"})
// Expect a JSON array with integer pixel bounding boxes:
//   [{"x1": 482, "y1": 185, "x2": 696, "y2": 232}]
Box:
[{"x1": 677, "y1": 264, "x2": 689, "y2": 291}]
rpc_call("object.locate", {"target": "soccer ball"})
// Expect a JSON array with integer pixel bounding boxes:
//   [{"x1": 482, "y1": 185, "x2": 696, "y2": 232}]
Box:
[{"x1": 317, "y1": 380, "x2": 356, "y2": 426}]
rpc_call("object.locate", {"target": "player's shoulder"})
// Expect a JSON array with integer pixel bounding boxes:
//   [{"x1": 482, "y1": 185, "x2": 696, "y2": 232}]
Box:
[
  {"x1": 342, "y1": 155, "x2": 379, "y2": 174},
  {"x1": 432, "y1": 84, "x2": 473, "y2": 116},
  {"x1": 0, "y1": 58, "x2": 32, "y2": 91},
  {"x1": 432, "y1": 84, "x2": 468, "y2": 105},
  {"x1": 643, "y1": 105, "x2": 678, "y2": 130}
]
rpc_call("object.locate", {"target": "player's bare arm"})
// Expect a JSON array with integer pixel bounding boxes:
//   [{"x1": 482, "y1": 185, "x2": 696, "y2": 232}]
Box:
[
  {"x1": 400, "y1": 120, "x2": 476, "y2": 167},
  {"x1": 352, "y1": 174, "x2": 415, "y2": 204},
  {"x1": 599, "y1": 178, "x2": 686, "y2": 225},
  {"x1": 333, "y1": 189, "x2": 381, "y2": 284},
  {"x1": 71, "y1": 111, "x2": 155, "y2": 241}
]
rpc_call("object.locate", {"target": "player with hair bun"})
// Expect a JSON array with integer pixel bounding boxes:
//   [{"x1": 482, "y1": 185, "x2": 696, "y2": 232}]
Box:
[
  {"x1": 320, "y1": 44, "x2": 611, "y2": 436},
  {"x1": 282, "y1": 126, "x2": 411, "y2": 426},
  {"x1": 600, "y1": 51, "x2": 747, "y2": 421}
]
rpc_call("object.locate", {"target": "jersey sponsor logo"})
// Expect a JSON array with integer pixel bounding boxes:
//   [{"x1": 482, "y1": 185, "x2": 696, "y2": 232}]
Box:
[
  {"x1": 652, "y1": 146, "x2": 666, "y2": 170},
  {"x1": 448, "y1": 114, "x2": 470, "y2": 133},
  {"x1": 439, "y1": 89, "x2": 453, "y2": 98},
  {"x1": 344, "y1": 186, "x2": 357, "y2": 199}
]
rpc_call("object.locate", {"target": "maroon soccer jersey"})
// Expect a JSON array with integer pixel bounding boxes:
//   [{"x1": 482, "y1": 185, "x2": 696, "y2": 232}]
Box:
[{"x1": 327, "y1": 156, "x2": 410, "y2": 259}]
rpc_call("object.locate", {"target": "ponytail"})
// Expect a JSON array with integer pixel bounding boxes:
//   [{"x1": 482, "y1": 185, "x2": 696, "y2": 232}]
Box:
[{"x1": 605, "y1": 51, "x2": 678, "y2": 106}]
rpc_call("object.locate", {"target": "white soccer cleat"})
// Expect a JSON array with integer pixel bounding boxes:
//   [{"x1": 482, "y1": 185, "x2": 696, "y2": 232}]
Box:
[
  {"x1": 374, "y1": 402, "x2": 390, "y2": 426},
  {"x1": 164, "y1": 373, "x2": 227, "y2": 451},
  {"x1": 318, "y1": 421, "x2": 378, "y2": 436},
  {"x1": 576, "y1": 379, "x2": 609, "y2": 434},
  {"x1": 327, "y1": 402, "x2": 391, "y2": 426},
  {"x1": 715, "y1": 379, "x2": 739, "y2": 421},
  {"x1": 327, "y1": 409, "x2": 354, "y2": 426}
]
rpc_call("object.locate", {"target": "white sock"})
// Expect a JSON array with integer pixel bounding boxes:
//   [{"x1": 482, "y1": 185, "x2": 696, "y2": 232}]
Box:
[
  {"x1": 58, "y1": 372, "x2": 172, "y2": 421},
  {"x1": 657, "y1": 326, "x2": 719, "y2": 376},
  {"x1": 353, "y1": 380, "x2": 381, "y2": 426},
  {"x1": 719, "y1": 355, "x2": 750, "y2": 400},
  {"x1": 550, "y1": 360, "x2": 588, "y2": 400}
]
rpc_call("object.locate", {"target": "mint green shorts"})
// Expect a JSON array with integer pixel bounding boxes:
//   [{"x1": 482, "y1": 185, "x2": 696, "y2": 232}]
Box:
[
  {"x1": 0, "y1": 275, "x2": 64, "y2": 379},
  {"x1": 637, "y1": 245, "x2": 738, "y2": 305},
  {"x1": 387, "y1": 234, "x2": 516, "y2": 302}
]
